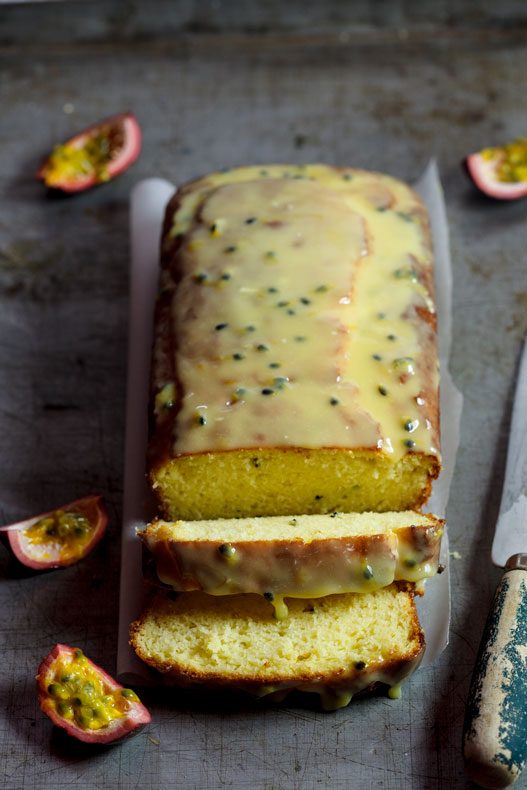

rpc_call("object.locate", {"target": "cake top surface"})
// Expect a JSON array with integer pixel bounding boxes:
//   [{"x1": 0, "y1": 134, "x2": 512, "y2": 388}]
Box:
[{"x1": 156, "y1": 164, "x2": 439, "y2": 461}]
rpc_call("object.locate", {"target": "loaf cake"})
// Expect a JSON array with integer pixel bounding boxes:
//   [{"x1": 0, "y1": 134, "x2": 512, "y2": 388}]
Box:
[
  {"x1": 130, "y1": 583, "x2": 425, "y2": 710},
  {"x1": 131, "y1": 163, "x2": 442, "y2": 708},
  {"x1": 140, "y1": 511, "x2": 444, "y2": 616},
  {"x1": 148, "y1": 164, "x2": 440, "y2": 520}
]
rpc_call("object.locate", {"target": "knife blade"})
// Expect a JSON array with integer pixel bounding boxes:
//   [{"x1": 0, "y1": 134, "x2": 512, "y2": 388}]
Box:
[{"x1": 463, "y1": 336, "x2": 527, "y2": 789}]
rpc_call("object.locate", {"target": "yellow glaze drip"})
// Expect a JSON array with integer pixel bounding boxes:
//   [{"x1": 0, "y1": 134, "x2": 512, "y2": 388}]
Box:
[
  {"x1": 163, "y1": 164, "x2": 438, "y2": 463},
  {"x1": 388, "y1": 683, "x2": 403, "y2": 699},
  {"x1": 144, "y1": 512, "x2": 443, "y2": 606},
  {"x1": 270, "y1": 595, "x2": 289, "y2": 620}
]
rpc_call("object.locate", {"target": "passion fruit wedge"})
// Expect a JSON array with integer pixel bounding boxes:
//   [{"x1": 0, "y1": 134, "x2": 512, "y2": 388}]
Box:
[
  {"x1": 4, "y1": 494, "x2": 107, "y2": 570},
  {"x1": 37, "y1": 112, "x2": 141, "y2": 193},
  {"x1": 37, "y1": 645, "x2": 151, "y2": 744},
  {"x1": 464, "y1": 137, "x2": 527, "y2": 200}
]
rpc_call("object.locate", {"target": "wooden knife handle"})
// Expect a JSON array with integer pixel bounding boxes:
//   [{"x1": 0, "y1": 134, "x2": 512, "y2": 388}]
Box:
[{"x1": 463, "y1": 555, "x2": 527, "y2": 789}]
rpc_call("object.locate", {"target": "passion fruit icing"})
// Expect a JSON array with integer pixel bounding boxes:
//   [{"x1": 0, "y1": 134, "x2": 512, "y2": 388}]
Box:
[
  {"x1": 142, "y1": 511, "x2": 444, "y2": 618},
  {"x1": 155, "y1": 165, "x2": 439, "y2": 461}
]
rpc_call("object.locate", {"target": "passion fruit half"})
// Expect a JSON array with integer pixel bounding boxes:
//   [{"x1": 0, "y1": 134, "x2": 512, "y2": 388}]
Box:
[
  {"x1": 5, "y1": 494, "x2": 107, "y2": 570},
  {"x1": 464, "y1": 137, "x2": 527, "y2": 200},
  {"x1": 37, "y1": 112, "x2": 141, "y2": 193},
  {"x1": 37, "y1": 645, "x2": 151, "y2": 744}
]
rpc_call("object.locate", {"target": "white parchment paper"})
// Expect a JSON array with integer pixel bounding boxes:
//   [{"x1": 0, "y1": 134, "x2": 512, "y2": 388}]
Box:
[
  {"x1": 117, "y1": 162, "x2": 463, "y2": 683},
  {"x1": 413, "y1": 161, "x2": 463, "y2": 665}
]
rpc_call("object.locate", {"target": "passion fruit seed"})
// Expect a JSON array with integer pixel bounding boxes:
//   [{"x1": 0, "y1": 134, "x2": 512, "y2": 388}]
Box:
[
  {"x1": 57, "y1": 701, "x2": 74, "y2": 718},
  {"x1": 26, "y1": 510, "x2": 92, "y2": 548},
  {"x1": 46, "y1": 654, "x2": 143, "y2": 732},
  {"x1": 482, "y1": 137, "x2": 527, "y2": 183},
  {"x1": 43, "y1": 131, "x2": 113, "y2": 185},
  {"x1": 404, "y1": 419, "x2": 418, "y2": 432},
  {"x1": 218, "y1": 543, "x2": 236, "y2": 559},
  {"x1": 394, "y1": 268, "x2": 418, "y2": 281},
  {"x1": 48, "y1": 682, "x2": 68, "y2": 698},
  {"x1": 38, "y1": 114, "x2": 141, "y2": 193},
  {"x1": 121, "y1": 688, "x2": 138, "y2": 701}
]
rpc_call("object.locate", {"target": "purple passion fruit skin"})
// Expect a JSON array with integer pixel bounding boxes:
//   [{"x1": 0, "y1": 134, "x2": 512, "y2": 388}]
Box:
[
  {"x1": 37, "y1": 112, "x2": 142, "y2": 193},
  {"x1": 465, "y1": 137, "x2": 527, "y2": 200},
  {"x1": 37, "y1": 645, "x2": 151, "y2": 744},
  {"x1": 6, "y1": 495, "x2": 107, "y2": 570}
]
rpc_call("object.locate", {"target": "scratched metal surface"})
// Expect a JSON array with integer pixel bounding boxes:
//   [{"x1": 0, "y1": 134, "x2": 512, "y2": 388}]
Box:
[{"x1": 1, "y1": 6, "x2": 527, "y2": 788}]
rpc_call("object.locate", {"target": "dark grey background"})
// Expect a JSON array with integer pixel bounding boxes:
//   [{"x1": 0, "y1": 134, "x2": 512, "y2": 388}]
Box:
[{"x1": 1, "y1": 2, "x2": 526, "y2": 788}]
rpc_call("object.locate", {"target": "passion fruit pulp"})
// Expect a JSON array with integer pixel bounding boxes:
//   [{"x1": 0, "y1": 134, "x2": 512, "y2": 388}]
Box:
[
  {"x1": 5, "y1": 494, "x2": 107, "y2": 570},
  {"x1": 37, "y1": 645, "x2": 151, "y2": 744},
  {"x1": 464, "y1": 137, "x2": 527, "y2": 200},
  {"x1": 37, "y1": 112, "x2": 141, "y2": 193}
]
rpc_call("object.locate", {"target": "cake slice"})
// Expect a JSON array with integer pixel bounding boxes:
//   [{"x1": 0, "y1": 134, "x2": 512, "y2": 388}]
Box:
[
  {"x1": 140, "y1": 511, "x2": 443, "y2": 617},
  {"x1": 149, "y1": 164, "x2": 440, "y2": 521},
  {"x1": 129, "y1": 583, "x2": 425, "y2": 709}
]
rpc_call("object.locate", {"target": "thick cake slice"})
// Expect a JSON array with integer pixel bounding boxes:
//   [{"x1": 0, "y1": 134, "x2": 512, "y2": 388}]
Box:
[
  {"x1": 148, "y1": 164, "x2": 440, "y2": 520},
  {"x1": 140, "y1": 511, "x2": 444, "y2": 616},
  {"x1": 129, "y1": 583, "x2": 425, "y2": 709}
]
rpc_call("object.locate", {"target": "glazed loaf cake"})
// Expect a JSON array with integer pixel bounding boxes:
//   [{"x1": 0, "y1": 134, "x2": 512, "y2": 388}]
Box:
[
  {"x1": 130, "y1": 583, "x2": 425, "y2": 710},
  {"x1": 140, "y1": 511, "x2": 444, "y2": 617},
  {"x1": 148, "y1": 164, "x2": 440, "y2": 520}
]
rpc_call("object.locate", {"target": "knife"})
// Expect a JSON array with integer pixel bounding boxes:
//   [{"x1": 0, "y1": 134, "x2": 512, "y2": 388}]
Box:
[{"x1": 463, "y1": 336, "x2": 527, "y2": 789}]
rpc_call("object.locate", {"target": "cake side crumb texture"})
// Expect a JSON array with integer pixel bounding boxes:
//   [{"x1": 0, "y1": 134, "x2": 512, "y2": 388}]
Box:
[{"x1": 130, "y1": 583, "x2": 424, "y2": 697}]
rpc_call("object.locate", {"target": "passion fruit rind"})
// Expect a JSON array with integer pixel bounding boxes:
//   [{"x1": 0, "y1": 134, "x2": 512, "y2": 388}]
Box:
[
  {"x1": 6, "y1": 494, "x2": 108, "y2": 570},
  {"x1": 464, "y1": 137, "x2": 527, "y2": 200},
  {"x1": 37, "y1": 644, "x2": 151, "y2": 744},
  {"x1": 37, "y1": 112, "x2": 142, "y2": 193}
]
